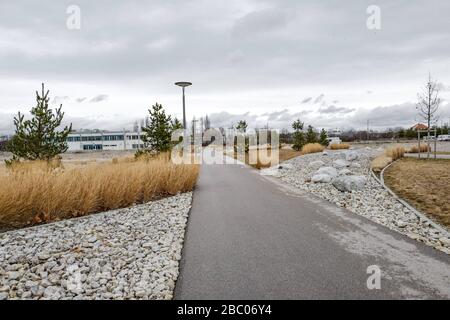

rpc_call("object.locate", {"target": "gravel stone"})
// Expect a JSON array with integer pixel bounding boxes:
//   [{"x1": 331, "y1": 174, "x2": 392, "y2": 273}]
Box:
[
  {"x1": 263, "y1": 148, "x2": 450, "y2": 255},
  {"x1": 0, "y1": 192, "x2": 192, "y2": 300}
]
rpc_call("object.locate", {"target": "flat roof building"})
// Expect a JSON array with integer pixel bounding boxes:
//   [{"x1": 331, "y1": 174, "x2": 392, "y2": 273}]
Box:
[{"x1": 67, "y1": 131, "x2": 144, "y2": 151}]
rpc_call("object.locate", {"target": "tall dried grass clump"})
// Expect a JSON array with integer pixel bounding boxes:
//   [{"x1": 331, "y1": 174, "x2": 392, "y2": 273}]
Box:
[
  {"x1": 0, "y1": 154, "x2": 199, "y2": 229},
  {"x1": 301, "y1": 143, "x2": 325, "y2": 154},
  {"x1": 371, "y1": 155, "x2": 393, "y2": 172},
  {"x1": 329, "y1": 143, "x2": 350, "y2": 150},
  {"x1": 384, "y1": 146, "x2": 405, "y2": 161},
  {"x1": 407, "y1": 144, "x2": 431, "y2": 153}
]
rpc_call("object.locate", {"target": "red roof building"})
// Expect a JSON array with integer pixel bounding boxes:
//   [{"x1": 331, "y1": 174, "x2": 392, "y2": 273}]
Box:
[{"x1": 411, "y1": 123, "x2": 428, "y2": 131}]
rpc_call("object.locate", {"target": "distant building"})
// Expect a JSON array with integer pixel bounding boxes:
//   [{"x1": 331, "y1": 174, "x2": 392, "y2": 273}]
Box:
[
  {"x1": 411, "y1": 123, "x2": 428, "y2": 131},
  {"x1": 67, "y1": 131, "x2": 144, "y2": 151},
  {"x1": 0, "y1": 135, "x2": 10, "y2": 142},
  {"x1": 328, "y1": 128, "x2": 342, "y2": 136}
]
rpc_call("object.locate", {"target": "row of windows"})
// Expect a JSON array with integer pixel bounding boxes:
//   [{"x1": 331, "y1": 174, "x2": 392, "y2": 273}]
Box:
[
  {"x1": 83, "y1": 144, "x2": 103, "y2": 150},
  {"x1": 68, "y1": 135, "x2": 142, "y2": 142},
  {"x1": 81, "y1": 144, "x2": 144, "y2": 150}
]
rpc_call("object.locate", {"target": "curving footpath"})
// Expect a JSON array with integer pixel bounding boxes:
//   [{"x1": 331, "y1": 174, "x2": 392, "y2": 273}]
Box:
[{"x1": 175, "y1": 163, "x2": 450, "y2": 299}]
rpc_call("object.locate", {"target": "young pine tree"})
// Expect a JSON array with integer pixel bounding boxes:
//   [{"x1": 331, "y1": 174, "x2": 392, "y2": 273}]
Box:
[
  {"x1": 141, "y1": 103, "x2": 173, "y2": 153},
  {"x1": 305, "y1": 125, "x2": 318, "y2": 144},
  {"x1": 7, "y1": 83, "x2": 72, "y2": 163},
  {"x1": 171, "y1": 117, "x2": 183, "y2": 131},
  {"x1": 319, "y1": 128, "x2": 329, "y2": 146},
  {"x1": 292, "y1": 119, "x2": 305, "y2": 151},
  {"x1": 235, "y1": 120, "x2": 248, "y2": 133}
]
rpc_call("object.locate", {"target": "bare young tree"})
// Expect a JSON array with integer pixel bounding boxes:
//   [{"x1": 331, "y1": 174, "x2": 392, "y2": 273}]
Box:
[{"x1": 416, "y1": 74, "x2": 441, "y2": 158}]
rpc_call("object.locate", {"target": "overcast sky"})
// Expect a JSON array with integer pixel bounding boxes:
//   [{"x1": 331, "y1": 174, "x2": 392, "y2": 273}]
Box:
[{"x1": 1, "y1": 0, "x2": 450, "y2": 134}]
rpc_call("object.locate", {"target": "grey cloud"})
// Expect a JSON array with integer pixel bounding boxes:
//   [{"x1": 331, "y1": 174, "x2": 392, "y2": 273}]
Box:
[
  {"x1": 231, "y1": 8, "x2": 295, "y2": 38},
  {"x1": 1, "y1": 0, "x2": 450, "y2": 132},
  {"x1": 0, "y1": 0, "x2": 449, "y2": 94},
  {"x1": 206, "y1": 102, "x2": 450, "y2": 132},
  {"x1": 2, "y1": 101, "x2": 450, "y2": 135},
  {"x1": 0, "y1": 111, "x2": 136, "y2": 134},
  {"x1": 301, "y1": 97, "x2": 312, "y2": 104},
  {"x1": 0, "y1": 112, "x2": 14, "y2": 133},
  {"x1": 76, "y1": 97, "x2": 87, "y2": 103},
  {"x1": 437, "y1": 83, "x2": 450, "y2": 92},
  {"x1": 51, "y1": 96, "x2": 69, "y2": 104},
  {"x1": 227, "y1": 50, "x2": 245, "y2": 64},
  {"x1": 313, "y1": 94, "x2": 325, "y2": 104},
  {"x1": 90, "y1": 95, "x2": 109, "y2": 103},
  {"x1": 349, "y1": 102, "x2": 450, "y2": 129},
  {"x1": 319, "y1": 105, "x2": 355, "y2": 114}
]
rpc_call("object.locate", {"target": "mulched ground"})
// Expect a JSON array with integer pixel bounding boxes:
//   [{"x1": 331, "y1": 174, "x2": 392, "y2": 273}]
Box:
[{"x1": 384, "y1": 157, "x2": 450, "y2": 227}]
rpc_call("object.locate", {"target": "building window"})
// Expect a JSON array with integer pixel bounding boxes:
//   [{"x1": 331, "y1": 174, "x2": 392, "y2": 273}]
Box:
[
  {"x1": 83, "y1": 144, "x2": 103, "y2": 150},
  {"x1": 104, "y1": 135, "x2": 124, "y2": 141},
  {"x1": 67, "y1": 136, "x2": 81, "y2": 142}
]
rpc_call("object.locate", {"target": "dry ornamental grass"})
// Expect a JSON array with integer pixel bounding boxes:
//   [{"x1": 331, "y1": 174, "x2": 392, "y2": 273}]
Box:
[
  {"x1": 329, "y1": 143, "x2": 350, "y2": 150},
  {"x1": 371, "y1": 155, "x2": 393, "y2": 172},
  {"x1": 371, "y1": 146, "x2": 406, "y2": 172},
  {"x1": 0, "y1": 154, "x2": 199, "y2": 230},
  {"x1": 407, "y1": 144, "x2": 431, "y2": 153},
  {"x1": 301, "y1": 143, "x2": 325, "y2": 154},
  {"x1": 384, "y1": 145, "x2": 405, "y2": 161}
]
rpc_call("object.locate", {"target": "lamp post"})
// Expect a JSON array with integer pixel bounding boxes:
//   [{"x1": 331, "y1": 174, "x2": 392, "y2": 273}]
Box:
[{"x1": 175, "y1": 82, "x2": 192, "y2": 130}]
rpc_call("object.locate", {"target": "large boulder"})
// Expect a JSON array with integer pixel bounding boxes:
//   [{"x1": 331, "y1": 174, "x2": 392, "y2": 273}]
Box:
[
  {"x1": 338, "y1": 168, "x2": 352, "y2": 176},
  {"x1": 332, "y1": 175, "x2": 366, "y2": 192},
  {"x1": 315, "y1": 166, "x2": 338, "y2": 178},
  {"x1": 333, "y1": 159, "x2": 350, "y2": 168},
  {"x1": 345, "y1": 151, "x2": 359, "y2": 161},
  {"x1": 311, "y1": 174, "x2": 332, "y2": 183}
]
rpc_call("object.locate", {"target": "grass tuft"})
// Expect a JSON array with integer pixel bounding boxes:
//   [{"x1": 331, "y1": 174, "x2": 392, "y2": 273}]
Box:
[
  {"x1": 407, "y1": 144, "x2": 431, "y2": 153},
  {"x1": 371, "y1": 155, "x2": 393, "y2": 172},
  {"x1": 301, "y1": 143, "x2": 325, "y2": 154},
  {"x1": 329, "y1": 143, "x2": 350, "y2": 150},
  {"x1": 384, "y1": 146, "x2": 405, "y2": 161}
]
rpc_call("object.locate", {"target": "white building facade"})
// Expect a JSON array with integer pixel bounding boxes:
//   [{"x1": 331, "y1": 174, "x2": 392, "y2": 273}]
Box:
[{"x1": 67, "y1": 131, "x2": 145, "y2": 151}]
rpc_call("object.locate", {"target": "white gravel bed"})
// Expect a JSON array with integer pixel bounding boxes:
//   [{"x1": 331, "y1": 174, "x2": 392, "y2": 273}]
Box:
[
  {"x1": 0, "y1": 192, "x2": 192, "y2": 300},
  {"x1": 263, "y1": 149, "x2": 450, "y2": 255}
]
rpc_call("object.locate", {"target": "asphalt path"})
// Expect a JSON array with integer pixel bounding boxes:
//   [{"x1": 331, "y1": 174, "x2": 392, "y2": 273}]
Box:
[{"x1": 175, "y1": 163, "x2": 450, "y2": 299}]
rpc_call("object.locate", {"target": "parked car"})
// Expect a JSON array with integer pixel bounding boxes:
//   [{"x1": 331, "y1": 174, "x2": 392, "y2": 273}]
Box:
[
  {"x1": 327, "y1": 137, "x2": 342, "y2": 145},
  {"x1": 437, "y1": 134, "x2": 450, "y2": 141}
]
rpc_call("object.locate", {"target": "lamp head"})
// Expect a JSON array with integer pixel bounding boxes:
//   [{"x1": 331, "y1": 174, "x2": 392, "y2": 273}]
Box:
[{"x1": 175, "y1": 82, "x2": 192, "y2": 88}]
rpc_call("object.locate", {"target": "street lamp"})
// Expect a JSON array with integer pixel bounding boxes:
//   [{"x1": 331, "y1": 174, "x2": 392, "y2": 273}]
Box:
[{"x1": 175, "y1": 82, "x2": 192, "y2": 129}]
